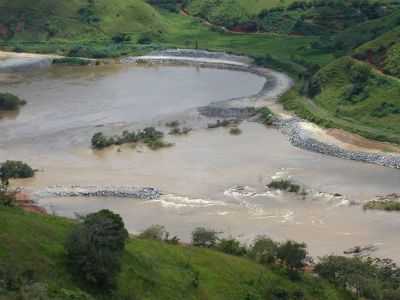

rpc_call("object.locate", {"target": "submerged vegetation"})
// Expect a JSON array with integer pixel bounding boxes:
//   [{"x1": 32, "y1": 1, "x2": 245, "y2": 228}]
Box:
[
  {"x1": 267, "y1": 179, "x2": 303, "y2": 194},
  {"x1": 364, "y1": 194, "x2": 400, "y2": 212},
  {"x1": 91, "y1": 127, "x2": 173, "y2": 150},
  {"x1": 0, "y1": 93, "x2": 26, "y2": 111}
]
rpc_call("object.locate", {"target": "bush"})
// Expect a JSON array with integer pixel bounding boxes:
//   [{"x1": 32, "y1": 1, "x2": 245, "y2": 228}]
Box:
[
  {"x1": 256, "y1": 107, "x2": 275, "y2": 125},
  {"x1": 112, "y1": 33, "x2": 131, "y2": 44},
  {"x1": 139, "y1": 225, "x2": 168, "y2": 240},
  {"x1": 277, "y1": 241, "x2": 307, "y2": 272},
  {"x1": 267, "y1": 180, "x2": 301, "y2": 193},
  {"x1": 192, "y1": 227, "x2": 220, "y2": 248},
  {"x1": 0, "y1": 93, "x2": 26, "y2": 110},
  {"x1": 0, "y1": 161, "x2": 34, "y2": 183},
  {"x1": 216, "y1": 238, "x2": 247, "y2": 256},
  {"x1": 248, "y1": 236, "x2": 278, "y2": 265},
  {"x1": 52, "y1": 57, "x2": 90, "y2": 66},
  {"x1": 229, "y1": 127, "x2": 242, "y2": 135},
  {"x1": 65, "y1": 210, "x2": 128, "y2": 290},
  {"x1": 91, "y1": 132, "x2": 114, "y2": 149},
  {"x1": 138, "y1": 34, "x2": 153, "y2": 45}
]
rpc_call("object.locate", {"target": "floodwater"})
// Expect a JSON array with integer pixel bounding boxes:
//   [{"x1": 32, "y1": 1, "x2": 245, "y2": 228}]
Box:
[{"x1": 1, "y1": 63, "x2": 400, "y2": 261}]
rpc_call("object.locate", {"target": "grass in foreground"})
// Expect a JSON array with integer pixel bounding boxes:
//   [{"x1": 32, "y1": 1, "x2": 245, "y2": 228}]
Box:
[{"x1": 0, "y1": 206, "x2": 352, "y2": 300}]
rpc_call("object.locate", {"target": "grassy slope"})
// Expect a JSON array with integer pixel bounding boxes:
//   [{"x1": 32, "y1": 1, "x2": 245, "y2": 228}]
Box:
[
  {"x1": 0, "y1": 206, "x2": 352, "y2": 300},
  {"x1": 281, "y1": 57, "x2": 400, "y2": 144},
  {"x1": 188, "y1": 0, "x2": 304, "y2": 16},
  {"x1": 0, "y1": 0, "x2": 165, "y2": 39}
]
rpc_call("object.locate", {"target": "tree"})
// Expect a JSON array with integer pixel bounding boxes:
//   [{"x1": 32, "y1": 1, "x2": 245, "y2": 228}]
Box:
[
  {"x1": 0, "y1": 160, "x2": 34, "y2": 188},
  {"x1": 192, "y1": 227, "x2": 219, "y2": 248},
  {"x1": 277, "y1": 241, "x2": 307, "y2": 271},
  {"x1": 65, "y1": 210, "x2": 128, "y2": 289},
  {"x1": 216, "y1": 238, "x2": 247, "y2": 256},
  {"x1": 248, "y1": 236, "x2": 278, "y2": 265}
]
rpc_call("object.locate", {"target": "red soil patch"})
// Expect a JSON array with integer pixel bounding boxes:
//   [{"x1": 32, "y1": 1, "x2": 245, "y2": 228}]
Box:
[{"x1": 15, "y1": 191, "x2": 47, "y2": 214}]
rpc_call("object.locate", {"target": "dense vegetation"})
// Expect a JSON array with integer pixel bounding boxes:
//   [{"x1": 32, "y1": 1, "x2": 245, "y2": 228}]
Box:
[
  {"x1": 91, "y1": 127, "x2": 173, "y2": 150},
  {"x1": 0, "y1": 205, "x2": 356, "y2": 300},
  {"x1": 0, "y1": 160, "x2": 34, "y2": 187},
  {"x1": 0, "y1": 93, "x2": 26, "y2": 111}
]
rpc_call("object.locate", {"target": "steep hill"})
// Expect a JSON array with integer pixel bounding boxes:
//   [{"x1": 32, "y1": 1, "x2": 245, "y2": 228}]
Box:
[
  {"x1": 0, "y1": 206, "x2": 352, "y2": 300},
  {"x1": 0, "y1": 0, "x2": 165, "y2": 40}
]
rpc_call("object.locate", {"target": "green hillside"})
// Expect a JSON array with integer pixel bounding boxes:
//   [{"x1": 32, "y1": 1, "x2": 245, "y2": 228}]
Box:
[
  {"x1": 354, "y1": 26, "x2": 400, "y2": 78},
  {"x1": 0, "y1": 0, "x2": 165, "y2": 40},
  {"x1": 0, "y1": 206, "x2": 352, "y2": 300},
  {"x1": 282, "y1": 56, "x2": 400, "y2": 144}
]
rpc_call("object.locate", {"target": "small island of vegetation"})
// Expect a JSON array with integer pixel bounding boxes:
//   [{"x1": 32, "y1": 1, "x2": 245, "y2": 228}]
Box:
[
  {"x1": 91, "y1": 127, "x2": 173, "y2": 150},
  {"x1": 0, "y1": 93, "x2": 26, "y2": 111}
]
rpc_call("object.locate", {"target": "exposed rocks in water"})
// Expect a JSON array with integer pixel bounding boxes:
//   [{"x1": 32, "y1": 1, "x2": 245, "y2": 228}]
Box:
[
  {"x1": 276, "y1": 117, "x2": 400, "y2": 169},
  {"x1": 207, "y1": 119, "x2": 240, "y2": 129},
  {"x1": 199, "y1": 106, "x2": 256, "y2": 119},
  {"x1": 344, "y1": 245, "x2": 378, "y2": 257},
  {"x1": 33, "y1": 186, "x2": 161, "y2": 200}
]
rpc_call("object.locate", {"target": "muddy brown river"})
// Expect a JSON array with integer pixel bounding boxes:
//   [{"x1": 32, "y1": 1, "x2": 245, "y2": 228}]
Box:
[{"x1": 1, "y1": 62, "x2": 400, "y2": 261}]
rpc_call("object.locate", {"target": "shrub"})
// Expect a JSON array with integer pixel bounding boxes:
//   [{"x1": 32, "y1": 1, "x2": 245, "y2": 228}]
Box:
[
  {"x1": 65, "y1": 210, "x2": 128, "y2": 289},
  {"x1": 139, "y1": 225, "x2": 168, "y2": 240},
  {"x1": 192, "y1": 227, "x2": 220, "y2": 248},
  {"x1": 0, "y1": 161, "x2": 34, "y2": 183},
  {"x1": 112, "y1": 33, "x2": 131, "y2": 44},
  {"x1": 138, "y1": 34, "x2": 153, "y2": 45},
  {"x1": 229, "y1": 127, "x2": 242, "y2": 135},
  {"x1": 0, "y1": 191, "x2": 16, "y2": 206},
  {"x1": 0, "y1": 93, "x2": 26, "y2": 110},
  {"x1": 267, "y1": 180, "x2": 301, "y2": 193},
  {"x1": 277, "y1": 241, "x2": 307, "y2": 272},
  {"x1": 248, "y1": 236, "x2": 278, "y2": 265},
  {"x1": 91, "y1": 132, "x2": 114, "y2": 149},
  {"x1": 52, "y1": 58, "x2": 90, "y2": 66},
  {"x1": 216, "y1": 238, "x2": 247, "y2": 256},
  {"x1": 256, "y1": 107, "x2": 275, "y2": 125}
]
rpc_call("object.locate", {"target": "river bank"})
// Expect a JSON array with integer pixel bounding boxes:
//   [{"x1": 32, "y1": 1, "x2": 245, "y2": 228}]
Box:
[{"x1": 124, "y1": 49, "x2": 400, "y2": 169}]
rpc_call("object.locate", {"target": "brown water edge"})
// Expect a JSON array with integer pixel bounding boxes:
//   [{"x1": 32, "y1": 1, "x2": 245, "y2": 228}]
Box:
[
  {"x1": 9, "y1": 123, "x2": 400, "y2": 261},
  {"x1": 2, "y1": 60, "x2": 400, "y2": 262}
]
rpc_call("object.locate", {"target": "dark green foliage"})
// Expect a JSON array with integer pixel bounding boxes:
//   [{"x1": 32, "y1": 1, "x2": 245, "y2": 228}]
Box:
[
  {"x1": 65, "y1": 210, "x2": 128, "y2": 290},
  {"x1": 112, "y1": 33, "x2": 132, "y2": 44},
  {"x1": 138, "y1": 33, "x2": 154, "y2": 44},
  {"x1": 0, "y1": 93, "x2": 26, "y2": 111},
  {"x1": 267, "y1": 180, "x2": 301, "y2": 194},
  {"x1": 67, "y1": 46, "x2": 119, "y2": 59},
  {"x1": 229, "y1": 127, "x2": 242, "y2": 135},
  {"x1": 248, "y1": 236, "x2": 278, "y2": 265},
  {"x1": 216, "y1": 238, "x2": 247, "y2": 256},
  {"x1": 0, "y1": 161, "x2": 34, "y2": 185},
  {"x1": 371, "y1": 102, "x2": 400, "y2": 118},
  {"x1": 91, "y1": 127, "x2": 172, "y2": 150},
  {"x1": 147, "y1": 0, "x2": 180, "y2": 12},
  {"x1": 256, "y1": 107, "x2": 275, "y2": 125},
  {"x1": 315, "y1": 256, "x2": 400, "y2": 300},
  {"x1": 52, "y1": 57, "x2": 91, "y2": 66},
  {"x1": 191, "y1": 227, "x2": 220, "y2": 248},
  {"x1": 91, "y1": 132, "x2": 115, "y2": 149},
  {"x1": 277, "y1": 241, "x2": 307, "y2": 272}
]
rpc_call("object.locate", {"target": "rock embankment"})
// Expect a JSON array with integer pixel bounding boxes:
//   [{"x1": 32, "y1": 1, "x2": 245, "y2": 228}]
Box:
[
  {"x1": 277, "y1": 117, "x2": 400, "y2": 169},
  {"x1": 33, "y1": 185, "x2": 161, "y2": 200}
]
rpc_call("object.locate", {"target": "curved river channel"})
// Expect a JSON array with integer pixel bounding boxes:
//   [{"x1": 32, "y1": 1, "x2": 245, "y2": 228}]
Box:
[{"x1": 1, "y1": 61, "x2": 400, "y2": 261}]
